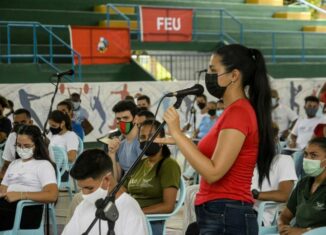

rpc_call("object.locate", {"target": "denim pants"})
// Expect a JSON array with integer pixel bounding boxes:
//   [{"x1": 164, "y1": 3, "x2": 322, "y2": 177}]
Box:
[
  {"x1": 150, "y1": 220, "x2": 165, "y2": 235},
  {"x1": 195, "y1": 199, "x2": 258, "y2": 235}
]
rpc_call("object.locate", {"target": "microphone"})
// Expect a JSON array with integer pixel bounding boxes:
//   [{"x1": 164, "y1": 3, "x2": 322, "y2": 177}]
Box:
[
  {"x1": 196, "y1": 69, "x2": 207, "y2": 74},
  {"x1": 165, "y1": 84, "x2": 204, "y2": 98},
  {"x1": 52, "y1": 69, "x2": 74, "y2": 77}
]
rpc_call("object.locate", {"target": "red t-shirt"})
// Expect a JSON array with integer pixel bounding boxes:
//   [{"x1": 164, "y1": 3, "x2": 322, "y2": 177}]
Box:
[
  {"x1": 314, "y1": 123, "x2": 326, "y2": 137},
  {"x1": 195, "y1": 98, "x2": 259, "y2": 205}
]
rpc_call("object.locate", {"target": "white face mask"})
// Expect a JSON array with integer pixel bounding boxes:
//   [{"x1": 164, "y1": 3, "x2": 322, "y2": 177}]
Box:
[
  {"x1": 82, "y1": 174, "x2": 111, "y2": 205},
  {"x1": 16, "y1": 146, "x2": 34, "y2": 160},
  {"x1": 72, "y1": 101, "x2": 81, "y2": 110},
  {"x1": 272, "y1": 98, "x2": 278, "y2": 107}
]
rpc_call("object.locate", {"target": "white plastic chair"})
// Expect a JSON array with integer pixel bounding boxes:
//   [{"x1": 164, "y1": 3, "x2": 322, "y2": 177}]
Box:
[
  {"x1": 146, "y1": 178, "x2": 186, "y2": 234},
  {"x1": 257, "y1": 201, "x2": 279, "y2": 235},
  {"x1": 49, "y1": 145, "x2": 73, "y2": 199}
]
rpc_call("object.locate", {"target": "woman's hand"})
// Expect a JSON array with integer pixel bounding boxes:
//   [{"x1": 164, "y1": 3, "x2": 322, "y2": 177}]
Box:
[
  {"x1": 163, "y1": 107, "x2": 182, "y2": 136},
  {"x1": 4, "y1": 192, "x2": 22, "y2": 202}
]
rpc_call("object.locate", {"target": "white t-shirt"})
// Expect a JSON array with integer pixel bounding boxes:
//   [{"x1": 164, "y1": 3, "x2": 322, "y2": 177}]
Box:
[
  {"x1": 291, "y1": 116, "x2": 326, "y2": 149},
  {"x1": 62, "y1": 192, "x2": 149, "y2": 235},
  {"x1": 2, "y1": 158, "x2": 57, "y2": 192},
  {"x1": 251, "y1": 154, "x2": 297, "y2": 226},
  {"x1": 2, "y1": 132, "x2": 17, "y2": 162},
  {"x1": 272, "y1": 104, "x2": 297, "y2": 135},
  {"x1": 48, "y1": 131, "x2": 79, "y2": 153}
]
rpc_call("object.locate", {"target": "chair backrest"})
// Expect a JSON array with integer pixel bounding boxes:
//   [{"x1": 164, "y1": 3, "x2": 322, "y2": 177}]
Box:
[
  {"x1": 303, "y1": 227, "x2": 326, "y2": 235},
  {"x1": 147, "y1": 177, "x2": 186, "y2": 219},
  {"x1": 77, "y1": 137, "x2": 84, "y2": 156},
  {"x1": 49, "y1": 145, "x2": 69, "y2": 177}
]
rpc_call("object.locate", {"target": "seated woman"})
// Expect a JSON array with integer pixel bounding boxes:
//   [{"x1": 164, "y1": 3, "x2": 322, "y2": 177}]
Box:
[
  {"x1": 278, "y1": 137, "x2": 326, "y2": 234},
  {"x1": 48, "y1": 110, "x2": 79, "y2": 163},
  {"x1": 0, "y1": 125, "x2": 58, "y2": 231},
  {"x1": 251, "y1": 122, "x2": 297, "y2": 226},
  {"x1": 123, "y1": 119, "x2": 181, "y2": 235}
]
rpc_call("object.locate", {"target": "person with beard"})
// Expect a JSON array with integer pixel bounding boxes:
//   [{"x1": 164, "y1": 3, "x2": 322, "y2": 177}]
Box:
[
  {"x1": 107, "y1": 100, "x2": 142, "y2": 180},
  {"x1": 136, "y1": 95, "x2": 151, "y2": 111},
  {"x1": 124, "y1": 119, "x2": 181, "y2": 235},
  {"x1": 289, "y1": 96, "x2": 326, "y2": 149},
  {"x1": 163, "y1": 44, "x2": 275, "y2": 234}
]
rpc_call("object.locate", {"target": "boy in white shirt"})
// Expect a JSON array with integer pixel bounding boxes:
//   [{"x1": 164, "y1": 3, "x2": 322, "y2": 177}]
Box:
[{"x1": 62, "y1": 149, "x2": 148, "y2": 235}]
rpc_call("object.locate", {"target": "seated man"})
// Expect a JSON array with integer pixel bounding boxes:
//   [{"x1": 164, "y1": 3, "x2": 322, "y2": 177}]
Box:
[
  {"x1": 278, "y1": 137, "x2": 326, "y2": 235},
  {"x1": 63, "y1": 149, "x2": 148, "y2": 235}
]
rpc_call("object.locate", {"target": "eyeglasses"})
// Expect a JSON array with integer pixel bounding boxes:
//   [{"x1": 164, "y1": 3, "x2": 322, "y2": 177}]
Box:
[{"x1": 15, "y1": 143, "x2": 35, "y2": 149}]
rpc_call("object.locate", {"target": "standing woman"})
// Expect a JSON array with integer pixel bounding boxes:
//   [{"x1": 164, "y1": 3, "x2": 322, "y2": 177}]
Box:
[{"x1": 164, "y1": 44, "x2": 274, "y2": 235}]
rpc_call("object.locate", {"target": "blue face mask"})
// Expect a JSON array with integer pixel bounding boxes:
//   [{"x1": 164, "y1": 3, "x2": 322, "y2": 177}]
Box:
[{"x1": 216, "y1": 110, "x2": 223, "y2": 117}]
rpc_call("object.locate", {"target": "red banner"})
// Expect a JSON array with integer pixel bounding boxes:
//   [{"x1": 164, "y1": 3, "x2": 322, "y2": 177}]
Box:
[
  {"x1": 141, "y1": 7, "x2": 193, "y2": 42},
  {"x1": 71, "y1": 26, "x2": 130, "y2": 65}
]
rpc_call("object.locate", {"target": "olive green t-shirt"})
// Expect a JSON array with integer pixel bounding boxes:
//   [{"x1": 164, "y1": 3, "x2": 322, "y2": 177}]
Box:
[
  {"x1": 287, "y1": 176, "x2": 326, "y2": 228},
  {"x1": 125, "y1": 157, "x2": 181, "y2": 208}
]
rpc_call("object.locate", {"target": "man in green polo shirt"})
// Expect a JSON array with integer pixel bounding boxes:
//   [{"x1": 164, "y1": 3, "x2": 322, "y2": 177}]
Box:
[{"x1": 278, "y1": 137, "x2": 326, "y2": 234}]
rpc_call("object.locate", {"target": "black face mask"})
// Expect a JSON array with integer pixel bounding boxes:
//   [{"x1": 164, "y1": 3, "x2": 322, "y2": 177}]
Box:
[
  {"x1": 208, "y1": 109, "x2": 216, "y2": 116},
  {"x1": 205, "y1": 73, "x2": 231, "y2": 99},
  {"x1": 50, "y1": 126, "x2": 62, "y2": 135},
  {"x1": 197, "y1": 102, "x2": 206, "y2": 110},
  {"x1": 139, "y1": 141, "x2": 161, "y2": 157}
]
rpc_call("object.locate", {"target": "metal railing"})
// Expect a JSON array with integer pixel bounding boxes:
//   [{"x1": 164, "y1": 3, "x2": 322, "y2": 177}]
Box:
[
  {"x1": 297, "y1": 0, "x2": 326, "y2": 14},
  {"x1": 105, "y1": 3, "x2": 242, "y2": 43},
  {"x1": 0, "y1": 21, "x2": 82, "y2": 82}
]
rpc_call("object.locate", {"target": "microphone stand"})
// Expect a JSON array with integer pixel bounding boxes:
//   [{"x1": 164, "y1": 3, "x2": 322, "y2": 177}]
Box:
[
  {"x1": 41, "y1": 74, "x2": 62, "y2": 235},
  {"x1": 82, "y1": 96, "x2": 185, "y2": 235},
  {"x1": 42, "y1": 75, "x2": 62, "y2": 137}
]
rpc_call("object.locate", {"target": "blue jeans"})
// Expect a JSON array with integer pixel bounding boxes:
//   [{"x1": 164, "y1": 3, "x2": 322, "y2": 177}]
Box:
[
  {"x1": 195, "y1": 199, "x2": 258, "y2": 235},
  {"x1": 150, "y1": 220, "x2": 164, "y2": 235}
]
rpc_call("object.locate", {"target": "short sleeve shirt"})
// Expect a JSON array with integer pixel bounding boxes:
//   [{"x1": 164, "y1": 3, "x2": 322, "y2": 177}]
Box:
[
  {"x1": 287, "y1": 177, "x2": 326, "y2": 228},
  {"x1": 126, "y1": 157, "x2": 181, "y2": 208},
  {"x1": 196, "y1": 98, "x2": 259, "y2": 205},
  {"x1": 2, "y1": 158, "x2": 57, "y2": 192}
]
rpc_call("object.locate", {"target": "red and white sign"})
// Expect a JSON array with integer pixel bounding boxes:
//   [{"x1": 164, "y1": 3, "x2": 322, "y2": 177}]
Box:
[
  {"x1": 140, "y1": 7, "x2": 193, "y2": 42},
  {"x1": 71, "y1": 26, "x2": 131, "y2": 65}
]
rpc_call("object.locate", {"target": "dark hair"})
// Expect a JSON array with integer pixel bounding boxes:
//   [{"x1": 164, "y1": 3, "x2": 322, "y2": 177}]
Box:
[
  {"x1": 137, "y1": 95, "x2": 151, "y2": 105},
  {"x1": 136, "y1": 110, "x2": 155, "y2": 120},
  {"x1": 196, "y1": 94, "x2": 207, "y2": 101},
  {"x1": 0, "y1": 95, "x2": 8, "y2": 108},
  {"x1": 57, "y1": 100, "x2": 73, "y2": 111},
  {"x1": 215, "y1": 44, "x2": 275, "y2": 187},
  {"x1": 140, "y1": 119, "x2": 171, "y2": 176},
  {"x1": 14, "y1": 108, "x2": 31, "y2": 119},
  {"x1": 112, "y1": 100, "x2": 138, "y2": 117},
  {"x1": 16, "y1": 125, "x2": 54, "y2": 166},
  {"x1": 304, "y1": 95, "x2": 319, "y2": 104},
  {"x1": 125, "y1": 95, "x2": 135, "y2": 103},
  {"x1": 7, "y1": 100, "x2": 14, "y2": 109},
  {"x1": 71, "y1": 93, "x2": 80, "y2": 99},
  {"x1": 49, "y1": 110, "x2": 72, "y2": 131},
  {"x1": 307, "y1": 137, "x2": 326, "y2": 152},
  {"x1": 217, "y1": 99, "x2": 224, "y2": 104},
  {"x1": 70, "y1": 149, "x2": 113, "y2": 180}
]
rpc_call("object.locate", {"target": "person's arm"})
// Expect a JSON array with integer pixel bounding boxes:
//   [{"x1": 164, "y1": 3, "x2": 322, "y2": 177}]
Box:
[
  {"x1": 0, "y1": 185, "x2": 8, "y2": 197},
  {"x1": 107, "y1": 138, "x2": 122, "y2": 180},
  {"x1": 278, "y1": 207, "x2": 294, "y2": 234},
  {"x1": 3, "y1": 183, "x2": 58, "y2": 203},
  {"x1": 258, "y1": 180, "x2": 294, "y2": 202},
  {"x1": 164, "y1": 107, "x2": 245, "y2": 184},
  {"x1": 142, "y1": 187, "x2": 178, "y2": 214},
  {"x1": 0, "y1": 160, "x2": 10, "y2": 180},
  {"x1": 0, "y1": 131, "x2": 7, "y2": 143},
  {"x1": 67, "y1": 150, "x2": 77, "y2": 163}
]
